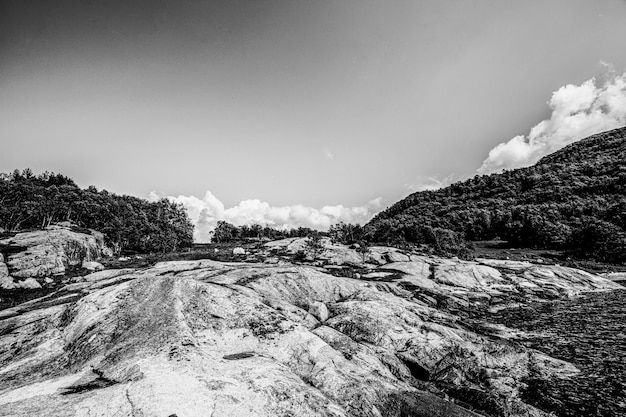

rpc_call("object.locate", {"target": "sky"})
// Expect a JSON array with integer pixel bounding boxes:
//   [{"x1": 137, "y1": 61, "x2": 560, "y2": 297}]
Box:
[{"x1": 1, "y1": 0, "x2": 626, "y2": 241}]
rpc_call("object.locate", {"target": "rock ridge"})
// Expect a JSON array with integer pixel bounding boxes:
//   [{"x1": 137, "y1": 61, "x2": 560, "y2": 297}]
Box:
[{"x1": 0, "y1": 239, "x2": 621, "y2": 416}]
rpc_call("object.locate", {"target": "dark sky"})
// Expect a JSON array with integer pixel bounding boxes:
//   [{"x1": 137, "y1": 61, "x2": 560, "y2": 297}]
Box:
[{"x1": 2, "y1": 0, "x2": 626, "y2": 238}]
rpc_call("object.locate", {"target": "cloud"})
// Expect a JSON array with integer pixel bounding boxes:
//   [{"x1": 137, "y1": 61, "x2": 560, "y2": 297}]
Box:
[
  {"x1": 404, "y1": 174, "x2": 459, "y2": 193},
  {"x1": 478, "y1": 72, "x2": 626, "y2": 174},
  {"x1": 152, "y1": 191, "x2": 383, "y2": 242}
]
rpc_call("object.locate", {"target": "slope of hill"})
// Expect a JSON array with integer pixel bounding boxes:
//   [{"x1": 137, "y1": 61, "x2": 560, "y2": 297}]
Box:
[{"x1": 365, "y1": 127, "x2": 626, "y2": 263}]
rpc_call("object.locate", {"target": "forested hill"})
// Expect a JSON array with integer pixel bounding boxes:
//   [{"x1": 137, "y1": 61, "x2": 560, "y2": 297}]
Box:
[
  {"x1": 0, "y1": 169, "x2": 193, "y2": 254},
  {"x1": 365, "y1": 126, "x2": 626, "y2": 263}
]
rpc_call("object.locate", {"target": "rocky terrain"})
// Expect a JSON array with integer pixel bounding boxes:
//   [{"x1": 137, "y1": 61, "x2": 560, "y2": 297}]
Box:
[
  {"x1": 0, "y1": 223, "x2": 108, "y2": 291},
  {"x1": 484, "y1": 290, "x2": 626, "y2": 417},
  {"x1": 0, "y1": 235, "x2": 623, "y2": 416}
]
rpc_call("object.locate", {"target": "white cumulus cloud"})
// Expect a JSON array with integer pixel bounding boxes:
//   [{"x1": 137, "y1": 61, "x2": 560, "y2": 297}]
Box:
[
  {"x1": 478, "y1": 72, "x2": 626, "y2": 174},
  {"x1": 150, "y1": 191, "x2": 383, "y2": 242}
]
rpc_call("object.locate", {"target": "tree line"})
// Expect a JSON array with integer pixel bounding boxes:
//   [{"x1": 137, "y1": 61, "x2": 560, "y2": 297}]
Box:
[
  {"x1": 211, "y1": 220, "x2": 325, "y2": 243},
  {"x1": 0, "y1": 169, "x2": 193, "y2": 254}
]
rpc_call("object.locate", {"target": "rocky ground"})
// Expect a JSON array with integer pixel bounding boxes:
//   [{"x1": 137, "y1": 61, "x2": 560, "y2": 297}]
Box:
[
  {"x1": 479, "y1": 290, "x2": 626, "y2": 417},
  {"x1": 0, "y1": 231, "x2": 623, "y2": 416}
]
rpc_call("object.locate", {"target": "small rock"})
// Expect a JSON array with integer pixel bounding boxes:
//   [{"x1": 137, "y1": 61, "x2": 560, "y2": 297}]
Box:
[
  {"x1": 233, "y1": 247, "x2": 246, "y2": 255},
  {"x1": 308, "y1": 301, "x2": 329, "y2": 322},
  {"x1": 82, "y1": 261, "x2": 104, "y2": 271},
  {"x1": 44, "y1": 277, "x2": 54, "y2": 284},
  {"x1": 17, "y1": 278, "x2": 42, "y2": 289},
  {"x1": 0, "y1": 275, "x2": 17, "y2": 290}
]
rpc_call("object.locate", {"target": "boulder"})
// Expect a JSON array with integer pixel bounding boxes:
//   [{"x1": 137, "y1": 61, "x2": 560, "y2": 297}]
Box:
[
  {"x1": 308, "y1": 301, "x2": 330, "y2": 322},
  {"x1": 81, "y1": 261, "x2": 104, "y2": 272},
  {"x1": 232, "y1": 247, "x2": 246, "y2": 255},
  {"x1": 16, "y1": 278, "x2": 42, "y2": 289},
  {"x1": 0, "y1": 275, "x2": 17, "y2": 290},
  {"x1": 0, "y1": 225, "x2": 109, "y2": 279}
]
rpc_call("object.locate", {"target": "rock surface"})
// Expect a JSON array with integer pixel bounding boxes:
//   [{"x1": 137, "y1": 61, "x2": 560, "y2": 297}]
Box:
[
  {"x1": 0, "y1": 225, "x2": 108, "y2": 284},
  {"x1": 81, "y1": 261, "x2": 105, "y2": 272},
  {"x1": 0, "y1": 238, "x2": 621, "y2": 417}
]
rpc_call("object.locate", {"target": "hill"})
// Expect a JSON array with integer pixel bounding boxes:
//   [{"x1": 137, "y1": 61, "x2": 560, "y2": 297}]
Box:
[
  {"x1": 0, "y1": 169, "x2": 193, "y2": 254},
  {"x1": 365, "y1": 126, "x2": 626, "y2": 263}
]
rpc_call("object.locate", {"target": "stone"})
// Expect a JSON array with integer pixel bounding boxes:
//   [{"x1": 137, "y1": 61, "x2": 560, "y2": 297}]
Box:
[
  {"x1": 0, "y1": 275, "x2": 17, "y2": 290},
  {"x1": 82, "y1": 261, "x2": 104, "y2": 271},
  {"x1": 232, "y1": 247, "x2": 246, "y2": 255},
  {"x1": 17, "y1": 278, "x2": 42, "y2": 289},
  {"x1": 308, "y1": 301, "x2": 330, "y2": 322},
  {"x1": 0, "y1": 226, "x2": 109, "y2": 279}
]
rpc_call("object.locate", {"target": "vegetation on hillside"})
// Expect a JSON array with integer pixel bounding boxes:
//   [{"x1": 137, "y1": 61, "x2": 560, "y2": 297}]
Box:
[
  {"x1": 0, "y1": 169, "x2": 193, "y2": 254},
  {"x1": 365, "y1": 127, "x2": 626, "y2": 263}
]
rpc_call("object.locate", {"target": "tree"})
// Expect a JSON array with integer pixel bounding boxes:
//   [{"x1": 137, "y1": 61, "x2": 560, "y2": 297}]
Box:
[
  {"x1": 304, "y1": 235, "x2": 325, "y2": 259},
  {"x1": 213, "y1": 221, "x2": 238, "y2": 243}
]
